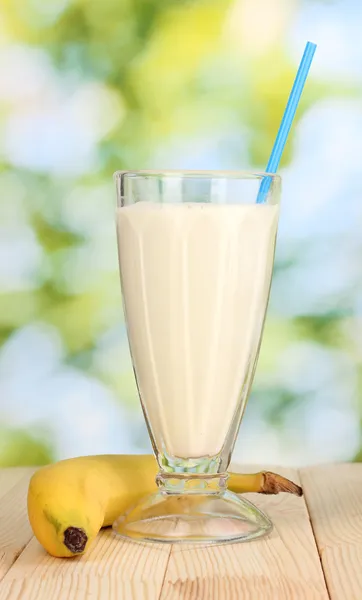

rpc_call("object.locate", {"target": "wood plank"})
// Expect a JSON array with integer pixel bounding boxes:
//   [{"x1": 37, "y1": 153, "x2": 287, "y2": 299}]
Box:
[
  {"x1": 159, "y1": 468, "x2": 329, "y2": 600},
  {"x1": 0, "y1": 465, "x2": 336, "y2": 599},
  {"x1": 0, "y1": 531, "x2": 171, "y2": 600},
  {"x1": 0, "y1": 469, "x2": 32, "y2": 501},
  {"x1": 0, "y1": 470, "x2": 35, "y2": 582},
  {"x1": 300, "y1": 463, "x2": 362, "y2": 600}
]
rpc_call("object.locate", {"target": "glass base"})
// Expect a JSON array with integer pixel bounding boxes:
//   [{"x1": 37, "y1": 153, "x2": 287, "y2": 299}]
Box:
[{"x1": 112, "y1": 489, "x2": 272, "y2": 545}]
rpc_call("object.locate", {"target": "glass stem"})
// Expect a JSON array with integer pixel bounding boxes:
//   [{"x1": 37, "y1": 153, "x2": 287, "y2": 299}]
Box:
[{"x1": 156, "y1": 472, "x2": 229, "y2": 495}]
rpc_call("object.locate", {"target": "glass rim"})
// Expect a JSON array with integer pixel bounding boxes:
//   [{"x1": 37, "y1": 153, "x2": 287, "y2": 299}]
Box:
[{"x1": 114, "y1": 169, "x2": 281, "y2": 182}]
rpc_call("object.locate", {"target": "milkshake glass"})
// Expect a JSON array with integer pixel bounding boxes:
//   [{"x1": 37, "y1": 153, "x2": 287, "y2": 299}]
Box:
[{"x1": 114, "y1": 170, "x2": 281, "y2": 544}]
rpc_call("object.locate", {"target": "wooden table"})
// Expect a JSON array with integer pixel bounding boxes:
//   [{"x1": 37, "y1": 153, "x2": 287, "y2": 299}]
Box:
[{"x1": 0, "y1": 464, "x2": 361, "y2": 599}]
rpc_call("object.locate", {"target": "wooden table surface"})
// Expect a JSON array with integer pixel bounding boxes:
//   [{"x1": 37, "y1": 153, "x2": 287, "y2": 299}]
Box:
[{"x1": 0, "y1": 464, "x2": 361, "y2": 599}]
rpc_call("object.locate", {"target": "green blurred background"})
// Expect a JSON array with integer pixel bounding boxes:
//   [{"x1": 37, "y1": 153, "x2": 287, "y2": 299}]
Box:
[{"x1": 0, "y1": 0, "x2": 361, "y2": 467}]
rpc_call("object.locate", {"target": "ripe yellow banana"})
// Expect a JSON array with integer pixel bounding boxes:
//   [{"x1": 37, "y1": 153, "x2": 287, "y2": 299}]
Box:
[{"x1": 27, "y1": 454, "x2": 302, "y2": 558}]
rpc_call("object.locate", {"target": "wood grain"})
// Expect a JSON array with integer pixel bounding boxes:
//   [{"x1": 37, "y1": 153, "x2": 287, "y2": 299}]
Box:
[
  {"x1": 0, "y1": 528, "x2": 171, "y2": 600},
  {"x1": 301, "y1": 463, "x2": 362, "y2": 600},
  {"x1": 0, "y1": 470, "x2": 29, "y2": 501},
  {"x1": 160, "y1": 468, "x2": 329, "y2": 600},
  {"x1": 0, "y1": 469, "x2": 35, "y2": 582},
  {"x1": 5, "y1": 465, "x2": 359, "y2": 599}
]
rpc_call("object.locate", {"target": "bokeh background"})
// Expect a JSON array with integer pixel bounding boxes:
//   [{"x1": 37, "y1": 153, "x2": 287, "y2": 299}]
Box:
[{"x1": 0, "y1": 0, "x2": 361, "y2": 467}]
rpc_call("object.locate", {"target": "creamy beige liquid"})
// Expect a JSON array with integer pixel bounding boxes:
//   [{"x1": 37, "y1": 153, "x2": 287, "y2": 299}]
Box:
[{"x1": 117, "y1": 202, "x2": 279, "y2": 458}]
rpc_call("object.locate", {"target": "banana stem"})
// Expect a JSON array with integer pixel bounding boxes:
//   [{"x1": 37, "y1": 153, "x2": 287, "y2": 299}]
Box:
[{"x1": 228, "y1": 471, "x2": 302, "y2": 497}]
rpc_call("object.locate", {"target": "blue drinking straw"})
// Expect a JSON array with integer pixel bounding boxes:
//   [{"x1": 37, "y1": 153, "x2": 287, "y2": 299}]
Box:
[{"x1": 256, "y1": 41, "x2": 317, "y2": 204}]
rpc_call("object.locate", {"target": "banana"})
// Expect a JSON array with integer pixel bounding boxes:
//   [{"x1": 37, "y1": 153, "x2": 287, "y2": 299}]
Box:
[{"x1": 27, "y1": 454, "x2": 302, "y2": 558}]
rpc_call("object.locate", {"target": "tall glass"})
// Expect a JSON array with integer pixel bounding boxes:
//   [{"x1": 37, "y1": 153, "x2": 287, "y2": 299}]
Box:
[{"x1": 114, "y1": 170, "x2": 281, "y2": 544}]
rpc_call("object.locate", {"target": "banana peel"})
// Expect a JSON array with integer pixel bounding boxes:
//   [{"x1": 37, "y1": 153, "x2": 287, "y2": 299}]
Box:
[{"x1": 27, "y1": 454, "x2": 302, "y2": 558}]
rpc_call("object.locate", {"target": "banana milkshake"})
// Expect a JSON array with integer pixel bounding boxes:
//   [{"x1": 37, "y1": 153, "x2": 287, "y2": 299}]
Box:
[{"x1": 116, "y1": 201, "x2": 279, "y2": 459}]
